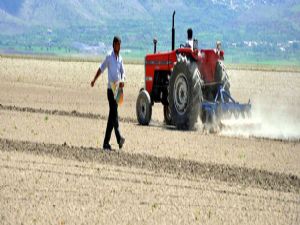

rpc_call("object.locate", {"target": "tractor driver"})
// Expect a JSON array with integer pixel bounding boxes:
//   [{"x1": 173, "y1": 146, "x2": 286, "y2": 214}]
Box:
[{"x1": 186, "y1": 28, "x2": 193, "y2": 50}]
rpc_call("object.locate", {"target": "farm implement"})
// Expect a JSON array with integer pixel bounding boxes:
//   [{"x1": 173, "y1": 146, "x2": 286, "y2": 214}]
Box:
[{"x1": 201, "y1": 83, "x2": 251, "y2": 124}]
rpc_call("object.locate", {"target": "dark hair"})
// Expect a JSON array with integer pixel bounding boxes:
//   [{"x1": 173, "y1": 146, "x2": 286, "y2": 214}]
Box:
[
  {"x1": 113, "y1": 36, "x2": 121, "y2": 46},
  {"x1": 187, "y1": 28, "x2": 193, "y2": 40}
]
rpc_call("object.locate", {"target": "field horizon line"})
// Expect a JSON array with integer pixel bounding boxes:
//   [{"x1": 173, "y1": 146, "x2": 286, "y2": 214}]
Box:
[{"x1": 1, "y1": 53, "x2": 300, "y2": 72}]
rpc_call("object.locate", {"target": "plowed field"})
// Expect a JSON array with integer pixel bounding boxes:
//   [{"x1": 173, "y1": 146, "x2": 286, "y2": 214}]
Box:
[{"x1": 0, "y1": 57, "x2": 299, "y2": 224}]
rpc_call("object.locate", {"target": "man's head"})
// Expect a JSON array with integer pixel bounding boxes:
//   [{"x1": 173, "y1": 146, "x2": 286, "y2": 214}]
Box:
[
  {"x1": 187, "y1": 28, "x2": 193, "y2": 40},
  {"x1": 113, "y1": 36, "x2": 121, "y2": 55}
]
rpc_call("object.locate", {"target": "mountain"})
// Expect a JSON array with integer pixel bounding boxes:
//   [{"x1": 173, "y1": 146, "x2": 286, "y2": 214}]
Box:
[{"x1": 0, "y1": 0, "x2": 299, "y2": 63}]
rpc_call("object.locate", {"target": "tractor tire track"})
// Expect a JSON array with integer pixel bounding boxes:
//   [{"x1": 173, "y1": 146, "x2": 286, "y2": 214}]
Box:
[
  {"x1": 2, "y1": 164, "x2": 299, "y2": 213},
  {"x1": 1, "y1": 138, "x2": 299, "y2": 194},
  {"x1": 1, "y1": 104, "x2": 299, "y2": 143},
  {"x1": 1, "y1": 156, "x2": 299, "y2": 206},
  {"x1": 0, "y1": 104, "x2": 137, "y2": 123}
]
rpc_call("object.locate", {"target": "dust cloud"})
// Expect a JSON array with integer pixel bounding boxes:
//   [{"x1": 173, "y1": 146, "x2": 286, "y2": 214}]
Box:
[{"x1": 219, "y1": 99, "x2": 300, "y2": 141}]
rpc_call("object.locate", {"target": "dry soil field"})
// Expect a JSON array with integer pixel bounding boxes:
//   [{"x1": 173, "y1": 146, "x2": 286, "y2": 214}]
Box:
[{"x1": 0, "y1": 56, "x2": 299, "y2": 224}]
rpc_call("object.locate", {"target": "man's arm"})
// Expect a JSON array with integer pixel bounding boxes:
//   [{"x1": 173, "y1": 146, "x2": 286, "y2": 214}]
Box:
[
  {"x1": 91, "y1": 55, "x2": 108, "y2": 87},
  {"x1": 91, "y1": 67, "x2": 101, "y2": 87}
]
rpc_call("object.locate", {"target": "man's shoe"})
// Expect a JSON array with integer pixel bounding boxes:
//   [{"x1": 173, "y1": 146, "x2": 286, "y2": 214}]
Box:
[
  {"x1": 119, "y1": 137, "x2": 125, "y2": 149},
  {"x1": 103, "y1": 143, "x2": 112, "y2": 151}
]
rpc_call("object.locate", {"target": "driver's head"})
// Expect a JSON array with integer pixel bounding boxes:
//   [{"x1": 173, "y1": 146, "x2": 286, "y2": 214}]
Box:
[
  {"x1": 187, "y1": 28, "x2": 193, "y2": 40},
  {"x1": 216, "y1": 40, "x2": 221, "y2": 50}
]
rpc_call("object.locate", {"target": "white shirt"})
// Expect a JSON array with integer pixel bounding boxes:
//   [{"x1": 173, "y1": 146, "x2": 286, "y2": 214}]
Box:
[
  {"x1": 186, "y1": 39, "x2": 193, "y2": 50},
  {"x1": 100, "y1": 50, "x2": 125, "y2": 89}
]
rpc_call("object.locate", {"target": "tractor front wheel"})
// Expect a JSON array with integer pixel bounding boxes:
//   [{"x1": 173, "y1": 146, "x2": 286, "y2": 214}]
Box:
[{"x1": 136, "y1": 89, "x2": 152, "y2": 125}]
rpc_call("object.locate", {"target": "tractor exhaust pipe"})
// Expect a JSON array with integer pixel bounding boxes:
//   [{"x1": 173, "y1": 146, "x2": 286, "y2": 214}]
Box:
[
  {"x1": 153, "y1": 38, "x2": 157, "y2": 53},
  {"x1": 172, "y1": 11, "x2": 175, "y2": 51}
]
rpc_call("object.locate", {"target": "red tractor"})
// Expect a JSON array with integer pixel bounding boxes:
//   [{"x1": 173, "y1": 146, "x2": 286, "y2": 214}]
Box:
[{"x1": 136, "y1": 11, "x2": 250, "y2": 130}]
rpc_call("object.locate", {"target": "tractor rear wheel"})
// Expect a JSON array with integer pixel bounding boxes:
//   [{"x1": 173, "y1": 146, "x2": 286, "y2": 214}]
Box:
[
  {"x1": 136, "y1": 89, "x2": 152, "y2": 125},
  {"x1": 168, "y1": 56, "x2": 202, "y2": 130}
]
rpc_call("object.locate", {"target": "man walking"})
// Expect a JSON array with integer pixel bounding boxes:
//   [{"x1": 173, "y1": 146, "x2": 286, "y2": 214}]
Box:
[{"x1": 91, "y1": 36, "x2": 125, "y2": 150}]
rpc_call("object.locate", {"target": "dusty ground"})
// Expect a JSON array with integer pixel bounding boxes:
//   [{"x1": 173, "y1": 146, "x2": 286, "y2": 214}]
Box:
[{"x1": 0, "y1": 57, "x2": 299, "y2": 224}]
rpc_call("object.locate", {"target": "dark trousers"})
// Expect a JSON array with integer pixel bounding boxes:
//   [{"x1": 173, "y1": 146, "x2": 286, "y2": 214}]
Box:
[{"x1": 103, "y1": 89, "x2": 121, "y2": 145}]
